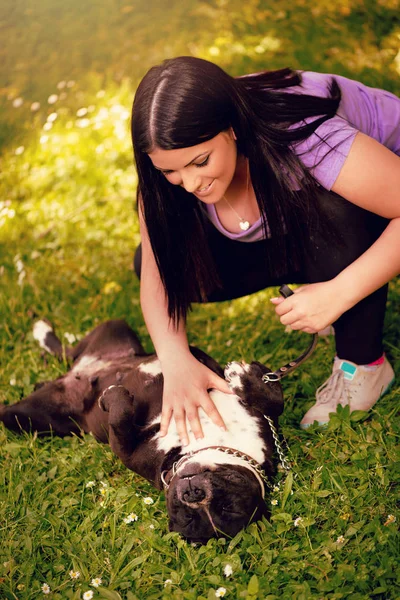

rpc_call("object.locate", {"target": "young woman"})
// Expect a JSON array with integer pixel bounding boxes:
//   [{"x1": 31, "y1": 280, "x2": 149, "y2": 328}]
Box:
[{"x1": 131, "y1": 56, "x2": 399, "y2": 443}]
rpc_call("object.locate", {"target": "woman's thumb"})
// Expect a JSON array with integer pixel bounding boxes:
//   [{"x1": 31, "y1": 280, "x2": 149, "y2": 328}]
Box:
[{"x1": 211, "y1": 374, "x2": 235, "y2": 394}]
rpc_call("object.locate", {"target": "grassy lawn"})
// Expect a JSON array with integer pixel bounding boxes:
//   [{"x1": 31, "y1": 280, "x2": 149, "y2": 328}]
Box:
[{"x1": 0, "y1": 1, "x2": 399, "y2": 598}]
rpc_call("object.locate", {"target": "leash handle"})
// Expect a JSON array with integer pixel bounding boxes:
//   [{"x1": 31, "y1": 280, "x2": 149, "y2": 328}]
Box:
[
  {"x1": 279, "y1": 284, "x2": 294, "y2": 299},
  {"x1": 262, "y1": 284, "x2": 318, "y2": 382}
]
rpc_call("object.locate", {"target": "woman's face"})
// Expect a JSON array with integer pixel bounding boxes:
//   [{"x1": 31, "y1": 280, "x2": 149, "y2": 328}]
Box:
[{"x1": 148, "y1": 130, "x2": 238, "y2": 204}]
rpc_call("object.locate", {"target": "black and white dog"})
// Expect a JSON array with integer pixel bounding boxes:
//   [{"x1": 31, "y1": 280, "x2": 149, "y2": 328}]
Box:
[{"x1": 0, "y1": 317, "x2": 315, "y2": 543}]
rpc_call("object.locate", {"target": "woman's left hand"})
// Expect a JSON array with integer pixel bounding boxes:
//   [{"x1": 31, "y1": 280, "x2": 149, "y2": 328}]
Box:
[{"x1": 270, "y1": 281, "x2": 350, "y2": 334}]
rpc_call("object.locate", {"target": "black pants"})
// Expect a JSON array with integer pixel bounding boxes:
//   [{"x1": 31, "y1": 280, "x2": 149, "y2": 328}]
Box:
[{"x1": 134, "y1": 189, "x2": 389, "y2": 364}]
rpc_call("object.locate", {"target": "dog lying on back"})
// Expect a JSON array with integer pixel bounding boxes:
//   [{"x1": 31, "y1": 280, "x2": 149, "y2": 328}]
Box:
[{"x1": 0, "y1": 319, "x2": 287, "y2": 543}]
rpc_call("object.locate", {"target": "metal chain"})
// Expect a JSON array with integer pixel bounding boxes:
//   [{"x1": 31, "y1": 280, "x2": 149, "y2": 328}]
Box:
[{"x1": 263, "y1": 414, "x2": 292, "y2": 472}]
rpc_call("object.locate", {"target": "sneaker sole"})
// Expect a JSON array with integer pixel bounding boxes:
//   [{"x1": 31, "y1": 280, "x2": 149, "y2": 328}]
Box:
[{"x1": 299, "y1": 375, "x2": 395, "y2": 430}]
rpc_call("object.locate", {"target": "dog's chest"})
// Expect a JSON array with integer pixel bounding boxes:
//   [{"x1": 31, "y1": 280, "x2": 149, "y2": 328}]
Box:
[{"x1": 151, "y1": 390, "x2": 267, "y2": 464}]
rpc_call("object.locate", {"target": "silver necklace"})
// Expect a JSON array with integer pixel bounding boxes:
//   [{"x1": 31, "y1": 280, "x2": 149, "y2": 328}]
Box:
[{"x1": 222, "y1": 161, "x2": 251, "y2": 232}]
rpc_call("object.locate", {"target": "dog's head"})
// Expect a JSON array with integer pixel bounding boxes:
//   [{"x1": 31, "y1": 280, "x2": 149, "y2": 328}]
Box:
[{"x1": 165, "y1": 451, "x2": 269, "y2": 543}]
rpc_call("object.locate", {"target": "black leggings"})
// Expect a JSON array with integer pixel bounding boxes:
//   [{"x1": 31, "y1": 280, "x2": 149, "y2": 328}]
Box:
[{"x1": 134, "y1": 189, "x2": 389, "y2": 364}]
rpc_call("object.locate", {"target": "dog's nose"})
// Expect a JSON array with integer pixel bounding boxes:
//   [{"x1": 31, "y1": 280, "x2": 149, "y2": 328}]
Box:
[
  {"x1": 182, "y1": 481, "x2": 206, "y2": 504},
  {"x1": 177, "y1": 475, "x2": 212, "y2": 506}
]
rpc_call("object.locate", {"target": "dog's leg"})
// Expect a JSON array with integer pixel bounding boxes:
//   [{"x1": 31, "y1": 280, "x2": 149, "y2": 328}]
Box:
[
  {"x1": 224, "y1": 361, "x2": 284, "y2": 419},
  {"x1": 99, "y1": 385, "x2": 142, "y2": 460},
  {"x1": 0, "y1": 384, "x2": 82, "y2": 437},
  {"x1": 33, "y1": 320, "x2": 71, "y2": 359}
]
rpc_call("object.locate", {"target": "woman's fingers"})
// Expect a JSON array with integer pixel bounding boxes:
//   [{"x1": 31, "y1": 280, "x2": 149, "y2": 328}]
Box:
[
  {"x1": 159, "y1": 405, "x2": 173, "y2": 437},
  {"x1": 173, "y1": 410, "x2": 190, "y2": 446}
]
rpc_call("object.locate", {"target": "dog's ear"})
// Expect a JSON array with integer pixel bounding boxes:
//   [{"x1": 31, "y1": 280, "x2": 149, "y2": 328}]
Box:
[
  {"x1": 189, "y1": 346, "x2": 224, "y2": 377},
  {"x1": 238, "y1": 361, "x2": 284, "y2": 418}
]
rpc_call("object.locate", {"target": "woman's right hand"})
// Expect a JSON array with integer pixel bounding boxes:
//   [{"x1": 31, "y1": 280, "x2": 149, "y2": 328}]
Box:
[{"x1": 159, "y1": 353, "x2": 234, "y2": 445}]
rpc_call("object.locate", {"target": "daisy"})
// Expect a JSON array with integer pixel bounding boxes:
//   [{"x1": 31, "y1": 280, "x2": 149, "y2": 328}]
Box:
[
  {"x1": 293, "y1": 517, "x2": 303, "y2": 527},
  {"x1": 215, "y1": 587, "x2": 227, "y2": 597},
  {"x1": 336, "y1": 535, "x2": 345, "y2": 544},
  {"x1": 384, "y1": 514, "x2": 396, "y2": 526},
  {"x1": 41, "y1": 583, "x2": 50, "y2": 594},
  {"x1": 271, "y1": 499, "x2": 278, "y2": 506},
  {"x1": 83, "y1": 591, "x2": 94, "y2": 600},
  {"x1": 123, "y1": 513, "x2": 138, "y2": 524},
  {"x1": 143, "y1": 497, "x2": 154, "y2": 505},
  {"x1": 223, "y1": 564, "x2": 233, "y2": 577},
  {"x1": 48, "y1": 94, "x2": 58, "y2": 104},
  {"x1": 91, "y1": 577, "x2": 102, "y2": 587},
  {"x1": 69, "y1": 570, "x2": 80, "y2": 579},
  {"x1": 164, "y1": 579, "x2": 172, "y2": 587}
]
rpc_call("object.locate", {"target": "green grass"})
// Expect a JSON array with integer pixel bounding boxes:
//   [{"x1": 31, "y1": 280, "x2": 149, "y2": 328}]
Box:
[{"x1": 1, "y1": 0, "x2": 400, "y2": 598}]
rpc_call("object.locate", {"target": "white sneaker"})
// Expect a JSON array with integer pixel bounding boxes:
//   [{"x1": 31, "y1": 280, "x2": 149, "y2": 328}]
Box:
[{"x1": 300, "y1": 356, "x2": 395, "y2": 429}]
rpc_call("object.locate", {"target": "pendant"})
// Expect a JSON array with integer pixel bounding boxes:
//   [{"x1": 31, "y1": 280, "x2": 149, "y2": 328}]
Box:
[{"x1": 240, "y1": 220, "x2": 250, "y2": 231}]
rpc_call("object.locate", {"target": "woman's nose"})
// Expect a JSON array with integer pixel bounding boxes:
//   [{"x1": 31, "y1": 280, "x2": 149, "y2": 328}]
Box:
[{"x1": 180, "y1": 171, "x2": 200, "y2": 193}]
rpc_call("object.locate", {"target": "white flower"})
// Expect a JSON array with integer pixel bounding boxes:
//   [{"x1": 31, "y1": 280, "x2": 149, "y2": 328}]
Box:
[
  {"x1": 149, "y1": 524, "x2": 155, "y2": 529},
  {"x1": 31, "y1": 102, "x2": 40, "y2": 111},
  {"x1": 57, "y1": 81, "x2": 66, "y2": 89},
  {"x1": 43, "y1": 122, "x2": 52, "y2": 131},
  {"x1": 384, "y1": 514, "x2": 396, "y2": 526},
  {"x1": 164, "y1": 579, "x2": 172, "y2": 587},
  {"x1": 86, "y1": 481, "x2": 96, "y2": 488},
  {"x1": 40, "y1": 135, "x2": 49, "y2": 144},
  {"x1": 123, "y1": 513, "x2": 138, "y2": 524},
  {"x1": 10, "y1": 378, "x2": 17, "y2": 386},
  {"x1": 293, "y1": 517, "x2": 304, "y2": 527},
  {"x1": 100, "y1": 481, "x2": 108, "y2": 488},
  {"x1": 336, "y1": 535, "x2": 345, "y2": 544},
  {"x1": 143, "y1": 497, "x2": 154, "y2": 505},
  {"x1": 12, "y1": 97, "x2": 23, "y2": 108},
  {"x1": 47, "y1": 112, "x2": 58, "y2": 122},
  {"x1": 48, "y1": 94, "x2": 58, "y2": 104},
  {"x1": 83, "y1": 591, "x2": 94, "y2": 600},
  {"x1": 223, "y1": 564, "x2": 233, "y2": 577},
  {"x1": 64, "y1": 332, "x2": 77, "y2": 344},
  {"x1": 273, "y1": 485, "x2": 280, "y2": 492},
  {"x1": 271, "y1": 499, "x2": 278, "y2": 506},
  {"x1": 215, "y1": 587, "x2": 227, "y2": 597},
  {"x1": 41, "y1": 583, "x2": 51, "y2": 594},
  {"x1": 15, "y1": 146, "x2": 25, "y2": 155},
  {"x1": 91, "y1": 577, "x2": 102, "y2": 587},
  {"x1": 76, "y1": 107, "x2": 88, "y2": 117},
  {"x1": 69, "y1": 570, "x2": 80, "y2": 579}
]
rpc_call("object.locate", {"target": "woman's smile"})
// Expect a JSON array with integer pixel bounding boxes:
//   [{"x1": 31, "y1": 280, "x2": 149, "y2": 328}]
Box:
[{"x1": 195, "y1": 179, "x2": 215, "y2": 196}]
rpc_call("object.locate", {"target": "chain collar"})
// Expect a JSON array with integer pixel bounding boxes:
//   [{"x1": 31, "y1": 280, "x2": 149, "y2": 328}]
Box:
[{"x1": 161, "y1": 415, "x2": 291, "y2": 500}]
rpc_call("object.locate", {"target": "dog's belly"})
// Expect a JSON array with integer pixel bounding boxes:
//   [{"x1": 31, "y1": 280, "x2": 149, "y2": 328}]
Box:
[{"x1": 150, "y1": 390, "x2": 267, "y2": 464}]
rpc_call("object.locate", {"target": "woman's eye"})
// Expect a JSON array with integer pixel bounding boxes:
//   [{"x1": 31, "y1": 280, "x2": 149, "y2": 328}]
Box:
[{"x1": 195, "y1": 156, "x2": 209, "y2": 168}]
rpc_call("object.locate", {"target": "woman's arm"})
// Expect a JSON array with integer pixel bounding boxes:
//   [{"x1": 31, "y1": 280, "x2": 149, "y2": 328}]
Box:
[
  {"x1": 138, "y1": 203, "x2": 230, "y2": 444},
  {"x1": 272, "y1": 133, "x2": 400, "y2": 333}
]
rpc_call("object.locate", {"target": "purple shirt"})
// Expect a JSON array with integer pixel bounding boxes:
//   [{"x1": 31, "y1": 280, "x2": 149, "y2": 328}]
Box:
[{"x1": 204, "y1": 71, "x2": 400, "y2": 242}]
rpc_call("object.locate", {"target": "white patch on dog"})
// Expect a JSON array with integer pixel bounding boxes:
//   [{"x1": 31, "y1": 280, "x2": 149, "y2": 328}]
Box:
[
  {"x1": 33, "y1": 321, "x2": 54, "y2": 353},
  {"x1": 71, "y1": 355, "x2": 113, "y2": 376},
  {"x1": 224, "y1": 362, "x2": 246, "y2": 391},
  {"x1": 151, "y1": 389, "x2": 266, "y2": 464},
  {"x1": 138, "y1": 359, "x2": 162, "y2": 377}
]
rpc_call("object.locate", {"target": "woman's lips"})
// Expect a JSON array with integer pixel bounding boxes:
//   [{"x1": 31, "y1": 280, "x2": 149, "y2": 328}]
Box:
[{"x1": 195, "y1": 179, "x2": 215, "y2": 196}]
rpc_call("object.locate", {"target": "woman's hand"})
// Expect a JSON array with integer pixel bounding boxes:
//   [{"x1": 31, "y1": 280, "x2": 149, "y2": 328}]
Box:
[
  {"x1": 270, "y1": 280, "x2": 351, "y2": 334},
  {"x1": 159, "y1": 353, "x2": 234, "y2": 446}
]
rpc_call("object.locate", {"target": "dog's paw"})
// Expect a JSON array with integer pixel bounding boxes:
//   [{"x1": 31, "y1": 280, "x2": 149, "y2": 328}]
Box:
[
  {"x1": 224, "y1": 361, "x2": 250, "y2": 393},
  {"x1": 98, "y1": 384, "x2": 130, "y2": 412}
]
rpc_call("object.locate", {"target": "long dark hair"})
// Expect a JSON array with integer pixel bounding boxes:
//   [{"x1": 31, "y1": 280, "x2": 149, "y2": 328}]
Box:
[{"x1": 131, "y1": 56, "x2": 341, "y2": 325}]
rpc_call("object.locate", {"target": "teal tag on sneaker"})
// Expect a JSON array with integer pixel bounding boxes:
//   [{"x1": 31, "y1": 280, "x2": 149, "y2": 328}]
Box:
[{"x1": 339, "y1": 361, "x2": 357, "y2": 381}]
